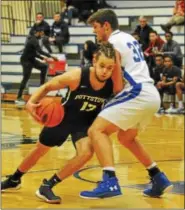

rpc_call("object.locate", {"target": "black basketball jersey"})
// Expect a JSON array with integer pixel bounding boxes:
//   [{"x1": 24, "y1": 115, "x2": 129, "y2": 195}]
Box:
[{"x1": 63, "y1": 67, "x2": 113, "y2": 126}]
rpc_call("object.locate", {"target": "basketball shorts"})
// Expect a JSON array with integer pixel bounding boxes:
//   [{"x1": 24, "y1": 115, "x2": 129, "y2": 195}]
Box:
[
  {"x1": 39, "y1": 115, "x2": 89, "y2": 147},
  {"x1": 99, "y1": 83, "x2": 160, "y2": 131}
]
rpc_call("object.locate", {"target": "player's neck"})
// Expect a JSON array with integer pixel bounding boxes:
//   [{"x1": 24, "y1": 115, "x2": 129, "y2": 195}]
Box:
[{"x1": 90, "y1": 68, "x2": 106, "y2": 90}]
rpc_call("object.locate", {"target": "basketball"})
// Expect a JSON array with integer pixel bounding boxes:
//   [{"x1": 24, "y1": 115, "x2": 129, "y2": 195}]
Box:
[{"x1": 36, "y1": 98, "x2": 64, "y2": 127}]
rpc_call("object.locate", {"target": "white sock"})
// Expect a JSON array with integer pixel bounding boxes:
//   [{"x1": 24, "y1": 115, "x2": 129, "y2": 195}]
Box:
[
  {"x1": 146, "y1": 162, "x2": 157, "y2": 170},
  {"x1": 178, "y1": 101, "x2": 184, "y2": 108},
  {"x1": 103, "y1": 167, "x2": 115, "y2": 171}
]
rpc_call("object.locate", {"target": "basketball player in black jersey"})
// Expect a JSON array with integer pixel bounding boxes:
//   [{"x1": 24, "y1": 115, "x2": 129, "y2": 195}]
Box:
[{"x1": 1, "y1": 43, "x2": 121, "y2": 204}]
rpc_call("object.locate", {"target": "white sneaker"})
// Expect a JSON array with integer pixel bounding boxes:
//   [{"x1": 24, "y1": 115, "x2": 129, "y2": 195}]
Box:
[
  {"x1": 176, "y1": 107, "x2": 185, "y2": 114},
  {"x1": 15, "y1": 99, "x2": 26, "y2": 106},
  {"x1": 165, "y1": 104, "x2": 177, "y2": 114}
]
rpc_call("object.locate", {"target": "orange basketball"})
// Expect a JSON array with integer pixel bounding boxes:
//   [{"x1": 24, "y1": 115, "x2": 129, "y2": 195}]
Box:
[{"x1": 36, "y1": 98, "x2": 64, "y2": 127}]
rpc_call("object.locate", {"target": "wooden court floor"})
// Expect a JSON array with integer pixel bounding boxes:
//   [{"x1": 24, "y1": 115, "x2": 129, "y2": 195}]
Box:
[{"x1": 1, "y1": 103, "x2": 184, "y2": 209}]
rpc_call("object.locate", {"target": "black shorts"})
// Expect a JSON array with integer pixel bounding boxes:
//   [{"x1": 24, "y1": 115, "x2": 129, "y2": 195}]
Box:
[
  {"x1": 162, "y1": 85, "x2": 176, "y2": 95},
  {"x1": 39, "y1": 116, "x2": 89, "y2": 147}
]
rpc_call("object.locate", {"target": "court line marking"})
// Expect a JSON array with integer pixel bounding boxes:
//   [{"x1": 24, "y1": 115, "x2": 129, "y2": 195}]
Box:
[{"x1": 2, "y1": 159, "x2": 182, "y2": 178}]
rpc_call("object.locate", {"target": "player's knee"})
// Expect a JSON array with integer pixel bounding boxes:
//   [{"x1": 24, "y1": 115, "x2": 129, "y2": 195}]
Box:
[
  {"x1": 88, "y1": 126, "x2": 96, "y2": 138},
  {"x1": 118, "y1": 132, "x2": 135, "y2": 148}
]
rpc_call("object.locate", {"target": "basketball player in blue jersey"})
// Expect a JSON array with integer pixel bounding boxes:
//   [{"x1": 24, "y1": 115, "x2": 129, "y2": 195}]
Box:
[
  {"x1": 80, "y1": 9, "x2": 173, "y2": 199},
  {"x1": 1, "y1": 43, "x2": 120, "y2": 204}
]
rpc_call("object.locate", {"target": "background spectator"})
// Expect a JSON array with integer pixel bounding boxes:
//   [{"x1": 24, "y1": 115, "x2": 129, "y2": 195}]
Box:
[
  {"x1": 156, "y1": 55, "x2": 182, "y2": 113},
  {"x1": 152, "y1": 54, "x2": 165, "y2": 85},
  {"x1": 18, "y1": 12, "x2": 50, "y2": 54},
  {"x1": 78, "y1": 0, "x2": 99, "y2": 24},
  {"x1": 161, "y1": 0, "x2": 185, "y2": 32},
  {"x1": 29, "y1": 12, "x2": 50, "y2": 37},
  {"x1": 43, "y1": 12, "x2": 70, "y2": 53},
  {"x1": 61, "y1": 0, "x2": 80, "y2": 25},
  {"x1": 80, "y1": 40, "x2": 98, "y2": 68},
  {"x1": 131, "y1": 32, "x2": 144, "y2": 50},
  {"x1": 16, "y1": 31, "x2": 57, "y2": 105},
  {"x1": 175, "y1": 71, "x2": 185, "y2": 113},
  {"x1": 160, "y1": 31, "x2": 183, "y2": 68},
  {"x1": 134, "y1": 16, "x2": 153, "y2": 51},
  {"x1": 98, "y1": 0, "x2": 115, "y2": 8},
  {"x1": 61, "y1": 0, "x2": 98, "y2": 25},
  {"x1": 144, "y1": 31, "x2": 165, "y2": 76}
]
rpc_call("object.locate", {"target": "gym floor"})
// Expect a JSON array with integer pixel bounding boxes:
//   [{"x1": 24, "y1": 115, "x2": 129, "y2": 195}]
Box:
[{"x1": 1, "y1": 103, "x2": 184, "y2": 209}]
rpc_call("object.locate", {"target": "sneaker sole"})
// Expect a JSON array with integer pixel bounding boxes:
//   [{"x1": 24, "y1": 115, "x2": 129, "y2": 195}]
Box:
[
  {"x1": 35, "y1": 190, "x2": 61, "y2": 204},
  {"x1": 1, "y1": 184, "x2": 21, "y2": 192},
  {"x1": 143, "y1": 184, "x2": 173, "y2": 198},
  {"x1": 80, "y1": 193, "x2": 122, "y2": 200}
]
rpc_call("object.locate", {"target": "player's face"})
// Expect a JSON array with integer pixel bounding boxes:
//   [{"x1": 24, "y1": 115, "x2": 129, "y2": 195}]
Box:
[
  {"x1": 164, "y1": 58, "x2": 173, "y2": 68},
  {"x1": 94, "y1": 54, "x2": 115, "y2": 82},
  {"x1": 92, "y1": 22, "x2": 108, "y2": 43}
]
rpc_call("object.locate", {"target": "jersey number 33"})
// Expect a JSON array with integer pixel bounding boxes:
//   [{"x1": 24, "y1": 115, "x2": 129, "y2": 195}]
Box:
[{"x1": 127, "y1": 41, "x2": 144, "y2": 63}]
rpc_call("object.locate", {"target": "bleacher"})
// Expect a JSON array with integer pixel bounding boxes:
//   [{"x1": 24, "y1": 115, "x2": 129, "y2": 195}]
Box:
[{"x1": 1, "y1": 5, "x2": 184, "y2": 100}]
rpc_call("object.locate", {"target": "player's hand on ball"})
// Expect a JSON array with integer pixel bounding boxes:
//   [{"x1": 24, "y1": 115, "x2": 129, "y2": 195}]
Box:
[{"x1": 26, "y1": 101, "x2": 41, "y2": 122}]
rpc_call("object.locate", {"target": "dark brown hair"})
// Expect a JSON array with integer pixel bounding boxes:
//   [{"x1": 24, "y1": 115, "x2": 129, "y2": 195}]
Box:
[{"x1": 88, "y1": 9, "x2": 119, "y2": 31}]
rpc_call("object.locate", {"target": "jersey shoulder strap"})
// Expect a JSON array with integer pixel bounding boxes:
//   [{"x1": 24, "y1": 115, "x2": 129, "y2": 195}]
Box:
[{"x1": 79, "y1": 66, "x2": 91, "y2": 87}]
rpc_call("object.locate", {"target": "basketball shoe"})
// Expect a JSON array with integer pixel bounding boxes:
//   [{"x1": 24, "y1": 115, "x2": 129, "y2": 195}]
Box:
[
  {"x1": 80, "y1": 173, "x2": 122, "y2": 199},
  {"x1": 143, "y1": 172, "x2": 173, "y2": 197},
  {"x1": 1, "y1": 175, "x2": 21, "y2": 191},
  {"x1": 36, "y1": 179, "x2": 61, "y2": 204}
]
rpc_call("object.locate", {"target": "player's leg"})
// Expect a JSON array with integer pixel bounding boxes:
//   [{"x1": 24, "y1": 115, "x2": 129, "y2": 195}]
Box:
[
  {"x1": 80, "y1": 118, "x2": 122, "y2": 199},
  {"x1": 1, "y1": 120, "x2": 68, "y2": 192},
  {"x1": 56, "y1": 136, "x2": 94, "y2": 180},
  {"x1": 36, "y1": 135, "x2": 94, "y2": 204},
  {"x1": 176, "y1": 82, "x2": 185, "y2": 112},
  {"x1": 117, "y1": 129, "x2": 173, "y2": 197},
  {"x1": 80, "y1": 84, "x2": 172, "y2": 198},
  {"x1": 1, "y1": 142, "x2": 50, "y2": 191}
]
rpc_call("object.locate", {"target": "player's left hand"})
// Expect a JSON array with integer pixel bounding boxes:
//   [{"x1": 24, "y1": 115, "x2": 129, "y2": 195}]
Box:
[{"x1": 26, "y1": 101, "x2": 41, "y2": 122}]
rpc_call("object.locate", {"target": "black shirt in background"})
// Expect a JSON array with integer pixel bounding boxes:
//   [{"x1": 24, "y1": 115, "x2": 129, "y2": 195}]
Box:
[
  {"x1": 29, "y1": 20, "x2": 50, "y2": 36},
  {"x1": 163, "y1": 66, "x2": 182, "y2": 82},
  {"x1": 21, "y1": 36, "x2": 51, "y2": 62},
  {"x1": 153, "y1": 65, "x2": 165, "y2": 85},
  {"x1": 134, "y1": 24, "x2": 153, "y2": 51}
]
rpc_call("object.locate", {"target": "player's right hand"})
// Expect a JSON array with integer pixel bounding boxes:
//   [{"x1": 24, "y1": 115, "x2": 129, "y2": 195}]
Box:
[{"x1": 26, "y1": 101, "x2": 41, "y2": 123}]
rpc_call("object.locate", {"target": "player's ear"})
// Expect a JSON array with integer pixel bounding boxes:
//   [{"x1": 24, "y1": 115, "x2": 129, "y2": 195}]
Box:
[{"x1": 104, "y1": 21, "x2": 111, "y2": 31}]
